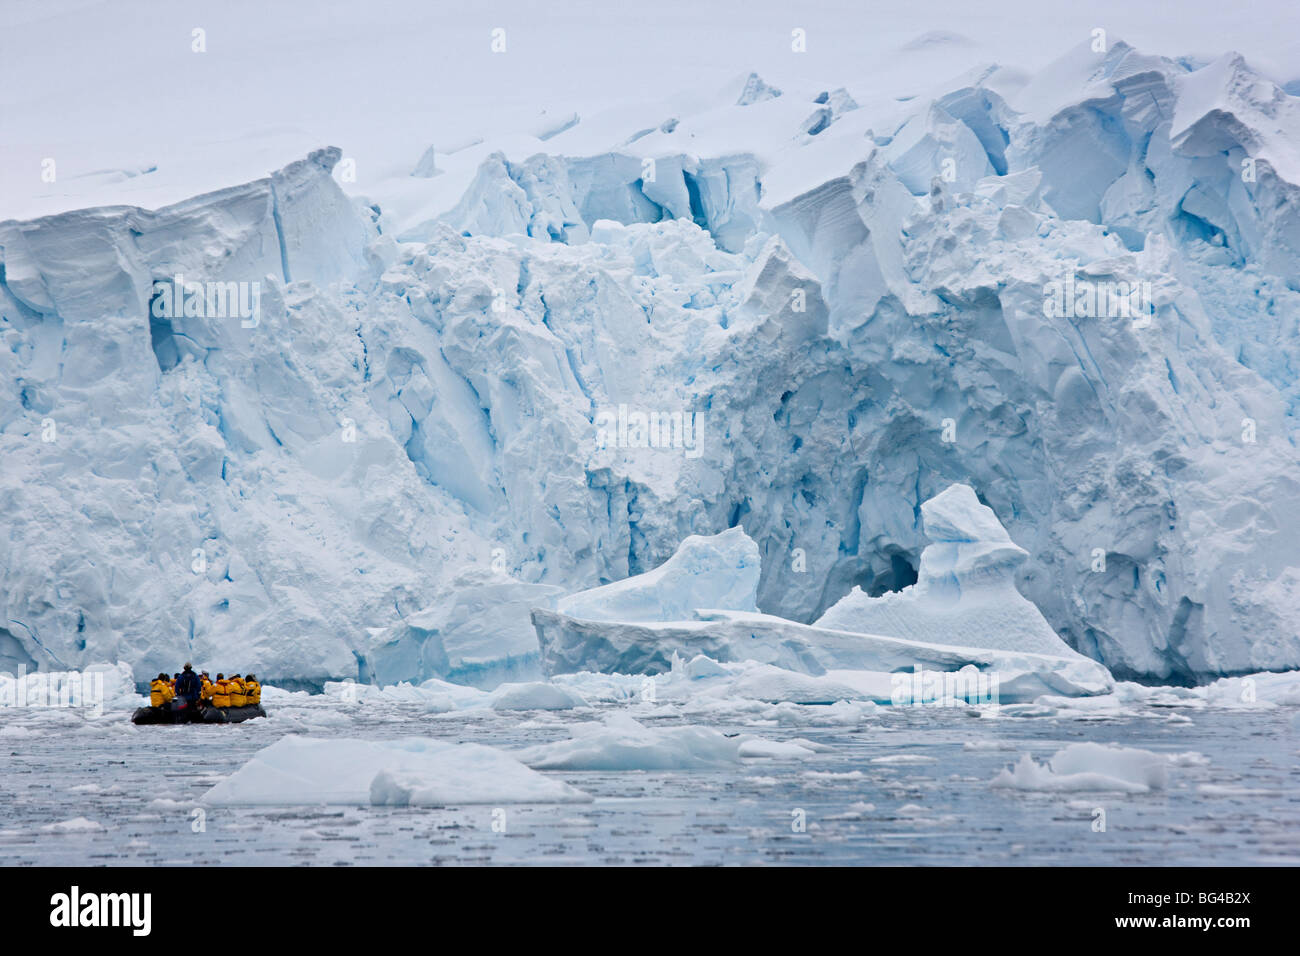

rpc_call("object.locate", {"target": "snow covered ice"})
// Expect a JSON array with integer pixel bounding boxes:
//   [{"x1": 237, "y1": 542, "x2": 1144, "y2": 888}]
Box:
[
  {"x1": 203, "y1": 735, "x2": 591, "y2": 806},
  {"x1": 6, "y1": 42, "x2": 1300, "y2": 684},
  {"x1": 554, "y1": 527, "x2": 761, "y2": 624},
  {"x1": 535, "y1": 482, "x2": 1114, "y2": 701},
  {"x1": 990, "y1": 743, "x2": 1170, "y2": 792},
  {"x1": 2, "y1": 0, "x2": 1300, "y2": 868},
  {"x1": 815, "y1": 484, "x2": 1078, "y2": 658}
]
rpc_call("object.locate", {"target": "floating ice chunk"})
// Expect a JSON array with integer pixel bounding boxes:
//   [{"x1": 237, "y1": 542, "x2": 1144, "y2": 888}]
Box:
[
  {"x1": 147, "y1": 798, "x2": 194, "y2": 810},
  {"x1": 817, "y1": 485, "x2": 1086, "y2": 659},
  {"x1": 41, "y1": 817, "x2": 104, "y2": 832},
  {"x1": 682, "y1": 653, "x2": 728, "y2": 679},
  {"x1": 549, "y1": 671, "x2": 650, "y2": 704},
  {"x1": 538, "y1": 485, "x2": 1110, "y2": 699},
  {"x1": 727, "y1": 665, "x2": 866, "y2": 704},
  {"x1": 516, "y1": 714, "x2": 746, "y2": 770},
  {"x1": 1191, "y1": 670, "x2": 1300, "y2": 708},
  {"x1": 536, "y1": 605, "x2": 1112, "y2": 699},
  {"x1": 203, "y1": 735, "x2": 589, "y2": 806},
  {"x1": 556, "y1": 527, "x2": 760, "y2": 624},
  {"x1": 364, "y1": 571, "x2": 564, "y2": 690},
  {"x1": 803, "y1": 770, "x2": 866, "y2": 782},
  {"x1": 787, "y1": 737, "x2": 835, "y2": 753},
  {"x1": 0, "y1": 660, "x2": 136, "y2": 712},
  {"x1": 319, "y1": 679, "x2": 465, "y2": 712},
  {"x1": 771, "y1": 700, "x2": 878, "y2": 727},
  {"x1": 85, "y1": 662, "x2": 140, "y2": 708},
  {"x1": 369, "y1": 747, "x2": 590, "y2": 806},
  {"x1": 736, "y1": 738, "x2": 818, "y2": 759},
  {"x1": 491, "y1": 682, "x2": 588, "y2": 711},
  {"x1": 826, "y1": 801, "x2": 876, "y2": 820},
  {"x1": 416, "y1": 677, "x2": 494, "y2": 708},
  {"x1": 991, "y1": 743, "x2": 1168, "y2": 792},
  {"x1": 1196, "y1": 784, "x2": 1283, "y2": 797}
]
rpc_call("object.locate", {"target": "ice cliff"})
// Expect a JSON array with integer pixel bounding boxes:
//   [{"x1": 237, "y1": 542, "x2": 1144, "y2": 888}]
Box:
[{"x1": 3, "y1": 41, "x2": 1299, "y2": 685}]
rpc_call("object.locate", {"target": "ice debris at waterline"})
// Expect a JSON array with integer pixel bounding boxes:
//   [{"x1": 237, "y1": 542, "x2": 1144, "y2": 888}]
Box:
[
  {"x1": 990, "y1": 743, "x2": 1171, "y2": 793},
  {"x1": 4, "y1": 42, "x2": 1300, "y2": 685},
  {"x1": 201, "y1": 735, "x2": 591, "y2": 806},
  {"x1": 534, "y1": 484, "x2": 1114, "y2": 701},
  {"x1": 514, "y1": 714, "x2": 819, "y2": 771}
]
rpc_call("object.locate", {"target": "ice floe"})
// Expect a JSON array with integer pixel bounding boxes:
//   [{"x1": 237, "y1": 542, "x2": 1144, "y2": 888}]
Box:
[
  {"x1": 991, "y1": 743, "x2": 1169, "y2": 792},
  {"x1": 203, "y1": 735, "x2": 591, "y2": 806}
]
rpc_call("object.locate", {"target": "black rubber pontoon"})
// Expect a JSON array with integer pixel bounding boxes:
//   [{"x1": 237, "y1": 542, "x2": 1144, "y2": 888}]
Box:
[
  {"x1": 199, "y1": 703, "x2": 267, "y2": 723},
  {"x1": 131, "y1": 699, "x2": 266, "y2": 725}
]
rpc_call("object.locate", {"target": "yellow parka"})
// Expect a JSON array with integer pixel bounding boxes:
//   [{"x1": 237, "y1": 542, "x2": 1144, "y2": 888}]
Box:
[
  {"x1": 200, "y1": 678, "x2": 214, "y2": 701},
  {"x1": 228, "y1": 677, "x2": 248, "y2": 708},
  {"x1": 149, "y1": 679, "x2": 175, "y2": 708},
  {"x1": 211, "y1": 679, "x2": 231, "y2": 708},
  {"x1": 244, "y1": 680, "x2": 261, "y2": 705}
]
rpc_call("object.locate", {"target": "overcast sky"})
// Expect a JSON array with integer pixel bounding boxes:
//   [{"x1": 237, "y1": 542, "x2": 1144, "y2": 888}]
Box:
[{"x1": 3, "y1": 0, "x2": 1297, "y2": 218}]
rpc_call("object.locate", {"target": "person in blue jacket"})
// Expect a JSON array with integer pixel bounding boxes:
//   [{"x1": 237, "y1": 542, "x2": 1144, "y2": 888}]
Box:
[{"x1": 175, "y1": 663, "x2": 202, "y2": 704}]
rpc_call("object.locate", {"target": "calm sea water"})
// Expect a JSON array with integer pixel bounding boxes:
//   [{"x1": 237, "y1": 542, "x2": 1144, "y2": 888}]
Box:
[{"x1": 2, "y1": 700, "x2": 1296, "y2": 865}]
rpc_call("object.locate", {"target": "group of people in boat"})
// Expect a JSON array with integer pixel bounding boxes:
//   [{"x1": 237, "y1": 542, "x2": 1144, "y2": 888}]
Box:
[{"x1": 149, "y1": 663, "x2": 261, "y2": 710}]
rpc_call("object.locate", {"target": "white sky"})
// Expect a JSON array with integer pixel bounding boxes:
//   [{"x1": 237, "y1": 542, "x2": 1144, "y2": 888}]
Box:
[{"x1": 2, "y1": 0, "x2": 1297, "y2": 219}]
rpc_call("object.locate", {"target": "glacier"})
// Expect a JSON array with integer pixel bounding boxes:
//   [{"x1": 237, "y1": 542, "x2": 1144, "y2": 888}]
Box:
[{"x1": 3, "y1": 40, "x2": 1300, "y2": 687}]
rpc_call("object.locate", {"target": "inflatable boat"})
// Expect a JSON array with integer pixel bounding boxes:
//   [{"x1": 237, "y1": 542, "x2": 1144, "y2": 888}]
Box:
[
  {"x1": 199, "y1": 703, "x2": 267, "y2": 724},
  {"x1": 131, "y1": 698, "x2": 266, "y2": 725}
]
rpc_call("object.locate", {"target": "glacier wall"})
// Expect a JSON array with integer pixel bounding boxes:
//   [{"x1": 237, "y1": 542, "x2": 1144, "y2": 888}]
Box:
[{"x1": 2, "y1": 43, "x2": 1299, "y2": 684}]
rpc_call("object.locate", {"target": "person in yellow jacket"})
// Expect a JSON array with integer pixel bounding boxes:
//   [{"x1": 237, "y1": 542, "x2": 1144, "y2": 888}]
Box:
[
  {"x1": 149, "y1": 673, "x2": 175, "y2": 708},
  {"x1": 211, "y1": 673, "x2": 231, "y2": 708},
  {"x1": 199, "y1": 672, "x2": 215, "y2": 702},
  {"x1": 244, "y1": 674, "x2": 261, "y2": 705},
  {"x1": 228, "y1": 674, "x2": 248, "y2": 708}
]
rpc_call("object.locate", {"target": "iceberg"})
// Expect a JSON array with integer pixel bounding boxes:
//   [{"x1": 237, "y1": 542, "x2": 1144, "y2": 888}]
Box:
[
  {"x1": 490, "y1": 681, "x2": 587, "y2": 711},
  {"x1": 815, "y1": 484, "x2": 1079, "y2": 658},
  {"x1": 514, "y1": 713, "x2": 801, "y2": 770},
  {"x1": 556, "y1": 527, "x2": 760, "y2": 623},
  {"x1": 534, "y1": 484, "x2": 1114, "y2": 700},
  {"x1": 534, "y1": 601, "x2": 1113, "y2": 702},
  {"x1": 363, "y1": 572, "x2": 565, "y2": 690},
  {"x1": 202, "y1": 735, "x2": 591, "y2": 806},
  {"x1": 991, "y1": 743, "x2": 1170, "y2": 793}
]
